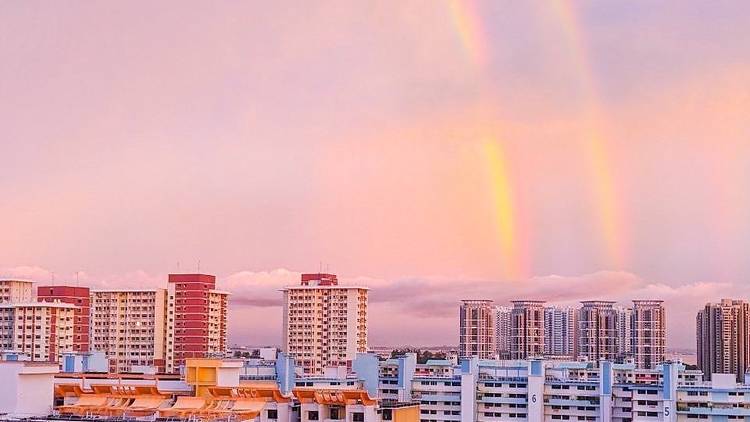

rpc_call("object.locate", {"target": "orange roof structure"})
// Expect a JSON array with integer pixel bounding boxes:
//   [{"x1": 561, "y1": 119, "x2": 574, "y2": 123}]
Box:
[{"x1": 293, "y1": 388, "x2": 377, "y2": 406}]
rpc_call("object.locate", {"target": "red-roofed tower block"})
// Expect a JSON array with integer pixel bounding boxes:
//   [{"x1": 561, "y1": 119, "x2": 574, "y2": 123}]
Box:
[
  {"x1": 165, "y1": 274, "x2": 229, "y2": 373},
  {"x1": 37, "y1": 285, "x2": 91, "y2": 353}
]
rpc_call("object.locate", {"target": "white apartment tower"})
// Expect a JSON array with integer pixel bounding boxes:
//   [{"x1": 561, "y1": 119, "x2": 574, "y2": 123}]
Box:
[
  {"x1": 90, "y1": 289, "x2": 167, "y2": 372},
  {"x1": 632, "y1": 300, "x2": 666, "y2": 369},
  {"x1": 282, "y1": 273, "x2": 368, "y2": 375},
  {"x1": 0, "y1": 302, "x2": 75, "y2": 362},
  {"x1": 544, "y1": 306, "x2": 577, "y2": 357},
  {"x1": 616, "y1": 306, "x2": 634, "y2": 359},
  {"x1": 495, "y1": 305, "x2": 511, "y2": 359}
]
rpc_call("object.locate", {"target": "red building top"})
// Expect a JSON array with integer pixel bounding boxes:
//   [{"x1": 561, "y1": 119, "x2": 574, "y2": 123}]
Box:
[
  {"x1": 37, "y1": 285, "x2": 91, "y2": 353},
  {"x1": 168, "y1": 273, "x2": 216, "y2": 288},
  {"x1": 37, "y1": 285, "x2": 90, "y2": 299},
  {"x1": 301, "y1": 273, "x2": 338, "y2": 286}
]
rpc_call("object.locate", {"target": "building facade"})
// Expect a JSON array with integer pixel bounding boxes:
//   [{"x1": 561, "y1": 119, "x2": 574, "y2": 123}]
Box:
[
  {"x1": 37, "y1": 285, "x2": 90, "y2": 353},
  {"x1": 510, "y1": 300, "x2": 545, "y2": 359},
  {"x1": 632, "y1": 300, "x2": 666, "y2": 370},
  {"x1": 616, "y1": 305, "x2": 634, "y2": 359},
  {"x1": 495, "y1": 305, "x2": 511, "y2": 359},
  {"x1": 459, "y1": 300, "x2": 496, "y2": 359},
  {"x1": 0, "y1": 280, "x2": 34, "y2": 303},
  {"x1": 697, "y1": 299, "x2": 750, "y2": 381},
  {"x1": 0, "y1": 302, "x2": 75, "y2": 362},
  {"x1": 166, "y1": 274, "x2": 229, "y2": 373},
  {"x1": 578, "y1": 300, "x2": 620, "y2": 363},
  {"x1": 90, "y1": 289, "x2": 167, "y2": 373},
  {"x1": 282, "y1": 273, "x2": 368, "y2": 375},
  {"x1": 543, "y1": 306, "x2": 576, "y2": 358},
  {"x1": 364, "y1": 355, "x2": 724, "y2": 422}
]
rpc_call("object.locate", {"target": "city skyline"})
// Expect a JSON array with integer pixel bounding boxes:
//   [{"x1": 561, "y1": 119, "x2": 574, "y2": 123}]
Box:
[
  {"x1": 3, "y1": 2, "x2": 750, "y2": 351},
  {"x1": 0, "y1": 267, "x2": 725, "y2": 352}
]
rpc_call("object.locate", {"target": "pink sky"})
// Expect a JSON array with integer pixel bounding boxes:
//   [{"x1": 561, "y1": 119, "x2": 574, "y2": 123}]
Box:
[{"x1": 1, "y1": 1, "x2": 749, "y2": 349}]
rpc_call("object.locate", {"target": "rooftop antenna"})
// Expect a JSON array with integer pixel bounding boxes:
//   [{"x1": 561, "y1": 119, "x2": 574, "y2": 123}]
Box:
[
  {"x1": 197, "y1": 259, "x2": 201, "y2": 273},
  {"x1": 177, "y1": 261, "x2": 181, "y2": 272},
  {"x1": 75, "y1": 271, "x2": 80, "y2": 287},
  {"x1": 51, "y1": 272, "x2": 55, "y2": 285},
  {"x1": 319, "y1": 261, "x2": 323, "y2": 274}
]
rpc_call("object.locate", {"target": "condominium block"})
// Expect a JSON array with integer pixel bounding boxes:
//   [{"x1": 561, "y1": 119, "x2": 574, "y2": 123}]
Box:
[
  {"x1": 0, "y1": 280, "x2": 34, "y2": 303},
  {"x1": 0, "y1": 302, "x2": 75, "y2": 362},
  {"x1": 90, "y1": 289, "x2": 167, "y2": 372},
  {"x1": 37, "y1": 285, "x2": 90, "y2": 353},
  {"x1": 543, "y1": 306, "x2": 576, "y2": 357},
  {"x1": 510, "y1": 300, "x2": 545, "y2": 359},
  {"x1": 459, "y1": 300, "x2": 496, "y2": 359},
  {"x1": 282, "y1": 273, "x2": 368, "y2": 375},
  {"x1": 697, "y1": 299, "x2": 750, "y2": 381},
  {"x1": 166, "y1": 274, "x2": 229, "y2": 373},
  {"x1": 495, "y1": 305, "x2": 511, "y2": 359},
  {"x1": 632, "y1": 300, "x2": 666, "y2": 370},
  {"x1": 615, "y1": 305, "x2": 633, "y2": 358},
  {"x1": 578, "y1": 300, "x2": 619, "y2": 363}
]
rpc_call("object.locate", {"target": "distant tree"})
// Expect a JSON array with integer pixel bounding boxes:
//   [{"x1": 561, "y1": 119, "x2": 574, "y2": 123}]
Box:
[{"x1": 390, "y1": 348, "x2": 447, "y2": 364}]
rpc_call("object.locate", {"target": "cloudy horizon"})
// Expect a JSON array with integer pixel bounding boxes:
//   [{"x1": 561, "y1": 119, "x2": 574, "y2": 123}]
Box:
[{"x1": 0, "y1": 265, "x2": 737, "y2": 350}]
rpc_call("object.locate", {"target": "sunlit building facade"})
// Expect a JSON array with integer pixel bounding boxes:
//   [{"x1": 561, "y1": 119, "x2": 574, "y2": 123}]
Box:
[
  {"x1": 282, "y1": 273, "x2": 368, "y2": 375},
  {"x1": 459, "y1": 300, "x2": 496, "y2": 359}
]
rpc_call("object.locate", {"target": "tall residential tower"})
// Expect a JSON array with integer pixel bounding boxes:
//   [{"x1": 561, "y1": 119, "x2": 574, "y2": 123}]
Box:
[
  {"x1": 165, "y1": 274, "x2": 229, "y2": 373},
  {"x1": 282, "y1": 273, "x2": 368, "y2": 375},
  {"x1": 510, "y1": 300, "x2": 545, "y2": 359},
  {"x1": 632, "y1": 300, "x2": 666, "y2": 369},
  {"x1": 578, "y1": 301, "x2": 619, "y2": 363},
  {"x1": 495, "y1": 305, "x2": 512, "y2": 359},
  {"x1": 697, "y1": 299, "x2": 750, "y2": 381},
  {"x1": 544, "y1": 306, "x2": 577, "y2": 358},
  {"x1": 459, "y1": 300, "x2": 496, "y2": 359}
]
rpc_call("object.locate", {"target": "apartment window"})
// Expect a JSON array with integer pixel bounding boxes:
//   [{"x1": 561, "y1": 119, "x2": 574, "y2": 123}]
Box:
[
  {"x1": 352, "y1": 413, "x2": 365, "y2": 422},
  {"x1": 266, "y1": 409, "x2": 277, "y2": 419},
  {"x1": 308, "y1": 411, "x2": 319, "y2": 421}
]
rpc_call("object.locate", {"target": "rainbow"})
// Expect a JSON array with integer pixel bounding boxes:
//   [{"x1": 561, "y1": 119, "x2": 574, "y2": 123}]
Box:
[
  {"x1": 547, "y1": 0, "x2": 628, "y2": 268},
  {"x1": 447, "y1": 1, "x2": 627, "y2": 272},
  {"x1": 447, "y1": 0, "x2": 489, "y2": 67},
  {"x1": 482, "y1": 138, "x2": 527, "y2": 280}
]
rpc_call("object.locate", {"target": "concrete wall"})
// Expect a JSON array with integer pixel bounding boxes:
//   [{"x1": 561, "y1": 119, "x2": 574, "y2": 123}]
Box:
[{"x1": 0, "y1": 362, "x2": 58, "y2": 417}]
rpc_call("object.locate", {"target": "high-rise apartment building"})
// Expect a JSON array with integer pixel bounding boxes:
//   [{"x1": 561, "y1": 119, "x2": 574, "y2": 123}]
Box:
[
  {"x1": 166, "y1": 274, "x2": 229, "y2": 373},
  {"x1": 697, "y1": 299, "x2": 750, "y2": 381},
  {"x1": 631, "y1": 300, "x2": 666, "y2": 369},
  {"x1": 37, "y1": 286, "x2": 90, "y2": 353},
  {"x1": 495, "y1": 305, "x2": 511, "y2": 359},
  {"x1": 90, "y1": 289, "x2": 167, "y2": 372},
  {"x1": 0, "y1": 280, "x2": 34, "y2": 303},
  {"x1": 282, "y1": 273, "x2": 368, "y2": 375},
  {"x1": 615, "y1": 306, "x2": 633, "y2": 359},
  {"x1": 578, "y1": 301, "x2": 619, "y2": 363},
  {"x1": 0, "y1": 302, "x2": 75, "y2": 362},
  {"x1": 544, "y1": 306, "x2": 577, "y2": 357},
  {"x1": 458, "y1": 300, "x2": 496, "y2": 359},
  {"x1": 510, "y1": 300, "x2": 545, "y2": 359}
]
